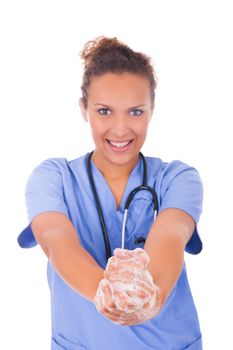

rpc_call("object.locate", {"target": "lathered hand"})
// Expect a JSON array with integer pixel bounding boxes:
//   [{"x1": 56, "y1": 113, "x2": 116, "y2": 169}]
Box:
[{"x1": 94, "y1": 248, "x2": 162, "y2": 325}]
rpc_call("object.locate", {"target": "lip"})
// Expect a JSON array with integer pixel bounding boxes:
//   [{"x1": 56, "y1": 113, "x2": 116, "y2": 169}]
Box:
[
  {"x1": 106, "y1": 139, "x2": 134, "y2": 153},
  {"x1": 107, "y1": 139, "x2": 132, "y2": 142}
]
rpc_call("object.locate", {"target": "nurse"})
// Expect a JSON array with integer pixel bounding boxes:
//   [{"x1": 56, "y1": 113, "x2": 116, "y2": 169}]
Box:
[{"x1": 18, "y1": 36, "x2": 204, "y2": 349}]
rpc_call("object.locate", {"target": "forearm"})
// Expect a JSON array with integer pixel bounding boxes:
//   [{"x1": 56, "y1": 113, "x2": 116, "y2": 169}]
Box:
[
  {"x1": 144, "y1": 229, "x2": 185, "y2": 305},
  {"x1": 46, "y1": 232, "x2": 104, "y2": 302}
]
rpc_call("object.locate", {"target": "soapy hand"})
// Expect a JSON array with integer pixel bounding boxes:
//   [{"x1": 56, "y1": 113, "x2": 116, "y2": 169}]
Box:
[{"x1": 94, "y1": 248, "x2": 162, "y2": 326}]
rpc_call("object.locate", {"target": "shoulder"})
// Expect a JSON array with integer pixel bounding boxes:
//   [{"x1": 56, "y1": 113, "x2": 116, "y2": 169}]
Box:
[
  {"x1": 145, "y1": 155, "x2": 202, "y2": 180},
  {"x1": 144, "y1": 155, "x2": 203, "y2": 201},
  {"x1": 24, "y1": 154, "x2": 90, "y2": 193},
  {"x1": 29, "y1": 153, "x2": 89, "y2": 175}
]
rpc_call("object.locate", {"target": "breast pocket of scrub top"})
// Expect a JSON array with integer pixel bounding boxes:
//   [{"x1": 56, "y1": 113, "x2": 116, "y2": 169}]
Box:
[{"x1": 125, "y1": 196, "x2": 155, "y2": 250}]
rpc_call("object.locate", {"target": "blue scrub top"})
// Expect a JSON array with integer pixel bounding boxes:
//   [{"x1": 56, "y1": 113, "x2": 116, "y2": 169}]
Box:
[{"x1": 18, "y1": 153, "x2": 204, "y2": 350}]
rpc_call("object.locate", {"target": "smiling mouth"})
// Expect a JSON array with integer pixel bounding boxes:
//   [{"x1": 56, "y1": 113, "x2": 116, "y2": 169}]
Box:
[{"x1": 106, "y1": 139, "x2": 134, "y2": 148}]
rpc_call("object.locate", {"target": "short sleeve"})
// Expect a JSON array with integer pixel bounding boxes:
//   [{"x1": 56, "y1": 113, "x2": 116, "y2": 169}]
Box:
[
  {"x1": 17, "y1": 158, "x2": 69, "y2": 248},
  {"x1": 25, "y1": 159, "x2": 69, "y2": 222},
  {"x1": 159, "y1": 161, "x2": 204, "y2": 254}
]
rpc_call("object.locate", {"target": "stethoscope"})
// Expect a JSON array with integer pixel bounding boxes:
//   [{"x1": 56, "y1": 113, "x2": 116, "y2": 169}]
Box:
[{"x1": 86, "y1": 151, "x2": 159, "y2": 261}]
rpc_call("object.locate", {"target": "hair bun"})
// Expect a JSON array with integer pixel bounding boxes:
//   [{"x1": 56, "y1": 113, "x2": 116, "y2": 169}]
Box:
[{"x1": 79, "y1": 36, "x2": 124, "y2": 67}]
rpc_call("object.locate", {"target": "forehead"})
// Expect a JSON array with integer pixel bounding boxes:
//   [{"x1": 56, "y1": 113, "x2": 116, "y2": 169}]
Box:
[{"x1": 88, "y1": 72, "x2": 151, "y2": 105}]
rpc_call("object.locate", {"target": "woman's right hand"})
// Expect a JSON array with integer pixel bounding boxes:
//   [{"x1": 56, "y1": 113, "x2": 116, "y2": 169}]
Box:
[{"x1": 94, "y1": 248, "x2": 162, "y2": 325}]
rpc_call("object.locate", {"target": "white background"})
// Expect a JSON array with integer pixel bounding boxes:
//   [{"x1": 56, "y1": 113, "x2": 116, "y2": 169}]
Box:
[{"x1": 1, "y1": 0, "x2": 232, "y2": 349}]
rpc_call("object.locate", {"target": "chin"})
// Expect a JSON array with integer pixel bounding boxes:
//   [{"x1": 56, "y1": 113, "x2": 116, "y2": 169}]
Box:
[{"x1": 105, "y1": 151, "x2": 139, "y2": 166}]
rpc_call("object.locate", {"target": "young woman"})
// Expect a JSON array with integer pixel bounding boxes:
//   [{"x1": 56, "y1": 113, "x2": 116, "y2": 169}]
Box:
[{"x1": 18, "y1": 36, "x2": 204, "y2": 349}]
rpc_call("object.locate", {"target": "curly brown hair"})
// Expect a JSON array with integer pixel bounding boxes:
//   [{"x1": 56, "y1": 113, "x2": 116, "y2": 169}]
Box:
[{"x1": 79, "y1": 36, "x2": 157, "y2": 110}]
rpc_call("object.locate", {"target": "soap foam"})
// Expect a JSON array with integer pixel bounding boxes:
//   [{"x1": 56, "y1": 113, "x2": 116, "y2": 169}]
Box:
[{"x1": 94, "y1": 248, "x2": 161, "y2": 324}]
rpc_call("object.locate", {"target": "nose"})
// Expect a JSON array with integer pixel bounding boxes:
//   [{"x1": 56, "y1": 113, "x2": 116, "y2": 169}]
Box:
[{"x1": 111, "y1": 114, "x2": 130, "y2": 136}]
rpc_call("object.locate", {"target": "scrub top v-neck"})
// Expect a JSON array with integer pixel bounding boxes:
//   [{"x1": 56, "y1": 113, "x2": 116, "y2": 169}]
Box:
[
  {"x1": 89, "y1": 156, "x2": 142, "y2": 213},
  {"x1": 18, "y1": 152, "x2": 204, "y2": 350}
]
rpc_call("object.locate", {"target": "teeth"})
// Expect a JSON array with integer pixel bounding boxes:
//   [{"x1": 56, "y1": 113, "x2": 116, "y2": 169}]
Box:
[{"x1": 109, "y1": 140, "x2": 131, "y2": 148}]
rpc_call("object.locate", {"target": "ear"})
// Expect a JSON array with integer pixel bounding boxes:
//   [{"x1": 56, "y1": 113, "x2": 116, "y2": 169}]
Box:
[{"x1": 79, "y1": 98, "x2": 88, "y2": 122}]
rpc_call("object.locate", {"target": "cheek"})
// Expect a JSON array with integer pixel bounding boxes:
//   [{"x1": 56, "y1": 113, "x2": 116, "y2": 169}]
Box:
[
  {"x1": 133, "y1": 121, "x2": 149, "y2": 138},
  {"x1": 90, "y1": 119, "x2": 108, "y2": 139}
]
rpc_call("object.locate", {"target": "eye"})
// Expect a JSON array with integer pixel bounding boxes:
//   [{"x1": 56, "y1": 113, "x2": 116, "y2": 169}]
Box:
[
  {"x1": 130, "y1": 109, "x2": 144, "y2": 117},
  {"x1": 97, "y1": 108, "x2": 111, "y2": 116}
]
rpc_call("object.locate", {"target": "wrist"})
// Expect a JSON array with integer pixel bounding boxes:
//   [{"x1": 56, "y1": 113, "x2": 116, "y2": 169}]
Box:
[
  {"x1": 91, "y1": 267, "x2": 104, "y2": 302},
  {"x1": 154, "y1": 283, "x2": 172, "y2": 316}
]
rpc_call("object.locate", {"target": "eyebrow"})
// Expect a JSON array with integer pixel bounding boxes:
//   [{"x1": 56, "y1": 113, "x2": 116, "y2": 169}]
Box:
[{"x1": 94, "y1": 103, "x2": 146, "y2": 109}]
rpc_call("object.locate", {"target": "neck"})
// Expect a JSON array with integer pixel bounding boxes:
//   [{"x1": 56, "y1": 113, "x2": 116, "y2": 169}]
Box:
[{"x1": 91, "y1": 150, "x2": 140, "y2": 180}]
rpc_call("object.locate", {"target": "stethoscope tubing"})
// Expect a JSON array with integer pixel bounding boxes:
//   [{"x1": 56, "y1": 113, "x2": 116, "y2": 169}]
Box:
[
  {"x1": 86, "y1": 151, "x2": 158, "y2": 261},
  {"x1": 86, "y1": 151, "x2": 112, "y2": 260}
]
